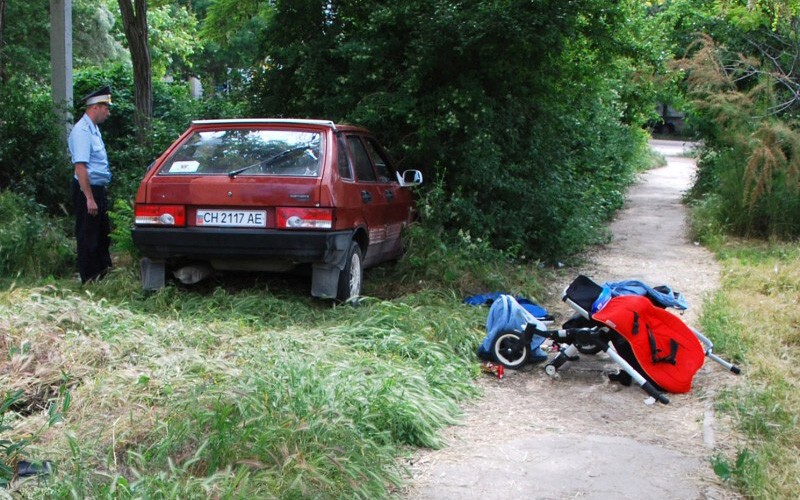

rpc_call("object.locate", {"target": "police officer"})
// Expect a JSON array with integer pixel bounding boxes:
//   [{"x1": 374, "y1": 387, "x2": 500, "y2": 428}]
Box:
[{"x1": 69, "y1": 86, "x2": 113, "y2": 283}]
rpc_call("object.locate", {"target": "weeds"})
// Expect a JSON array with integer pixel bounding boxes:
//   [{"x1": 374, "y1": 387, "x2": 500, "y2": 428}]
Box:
[
  {"x1": 0, "y1": 191, "x2": 74, "y2": 280},
  {"x1": 0, "y1": 271, "x2": 483, "y2": 497},
  {"x1": 700, "y1": 240, "x2": 800, "y2": 498},
  {"x1": 676, "y1": 35, "x2": 800, "y2": 240},
  {"x1": 1, "y1": 391, "x2": 27, "y2": 487}
]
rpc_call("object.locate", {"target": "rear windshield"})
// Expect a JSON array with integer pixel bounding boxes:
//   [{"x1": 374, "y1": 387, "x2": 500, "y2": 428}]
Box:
[{"x1": 158, "y1": 129, "x2": 324, "y2": 177}]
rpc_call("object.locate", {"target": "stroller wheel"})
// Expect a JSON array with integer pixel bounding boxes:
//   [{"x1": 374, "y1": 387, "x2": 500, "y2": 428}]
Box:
[
  {"x1": 492, "y1": 331, "x2": 530, "y2": 369},
  {"x1": 576, "y1": 343, "x2": 603, "y2": 355}
]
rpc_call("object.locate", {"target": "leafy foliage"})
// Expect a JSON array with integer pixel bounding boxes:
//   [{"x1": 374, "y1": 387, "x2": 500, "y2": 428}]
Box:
[
  {"x1": 674, "y1": 29, "x2": 800, "y2": 239},
  {"x1": 0, "y1": 190, "x2": 74, "y2": 279},
  {"x1": 244, "y1": 0, "x2": 658, "y2": 259},
  {"x1": 0, "y1": 1, "x2": 51, "y2": 83},
  {"x1": 0, "y1": 76, "x2": 71, "y2": 211},
  {"x1": 148, "y1": 3, "x2": 201, "y2": 79},
  {"x1": 73, "y1": 0, "x2": 127, "y2": 66}
]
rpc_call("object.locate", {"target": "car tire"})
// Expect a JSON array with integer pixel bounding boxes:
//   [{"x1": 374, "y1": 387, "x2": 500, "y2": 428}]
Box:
[{"x1": 336, "y1": 241, "x2": 363, "y2": 302}]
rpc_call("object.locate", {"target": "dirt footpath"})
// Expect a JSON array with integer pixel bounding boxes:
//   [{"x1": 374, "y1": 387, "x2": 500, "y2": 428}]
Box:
[{"x1": 403, "y1": 140, "x2": 742, "y2": 499}]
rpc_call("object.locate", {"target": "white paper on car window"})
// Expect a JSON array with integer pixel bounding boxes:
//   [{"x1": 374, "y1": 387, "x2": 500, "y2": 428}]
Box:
[{"x1": 169, "y1": 160, "x2": 200, "y2": 173}]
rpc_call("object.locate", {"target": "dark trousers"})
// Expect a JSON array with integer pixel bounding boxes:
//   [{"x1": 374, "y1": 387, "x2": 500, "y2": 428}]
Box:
[{"x1": 73, "y1": 179, "x2": 112, "y2": 283}]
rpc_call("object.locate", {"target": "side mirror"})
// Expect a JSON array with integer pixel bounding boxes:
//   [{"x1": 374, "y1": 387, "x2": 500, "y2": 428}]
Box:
[{"x1": 396, "y1": 169, "x2": 423, "y2": 187}]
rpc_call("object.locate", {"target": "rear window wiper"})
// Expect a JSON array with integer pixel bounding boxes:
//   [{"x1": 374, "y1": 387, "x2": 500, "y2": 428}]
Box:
[{"x1": 228, "y1": 144, "x2": 316, "y2": 178}]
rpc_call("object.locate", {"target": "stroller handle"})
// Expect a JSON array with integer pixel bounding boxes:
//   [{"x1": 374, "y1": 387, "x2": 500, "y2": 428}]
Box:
[
  {"x1": 642, "y1": 381, "x2": 670, "y2": 405},
  {"x1": 605, "y1": 344, "x2": 670, "y2": 404},
  {"x1": 691, "y1": 328, "x2": 742, "y2": 375}
]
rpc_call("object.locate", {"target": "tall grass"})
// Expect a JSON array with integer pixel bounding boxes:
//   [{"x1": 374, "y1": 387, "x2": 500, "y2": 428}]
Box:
[
  {"x1": 677, "y1": 35, "x2": 800, "y2": 241},
  {"x1": 0, "y1": 272, "x2": 484, "y2": 498},
  {"x1": 699, "y1": 241, "x2": 800, "y2": 498}
]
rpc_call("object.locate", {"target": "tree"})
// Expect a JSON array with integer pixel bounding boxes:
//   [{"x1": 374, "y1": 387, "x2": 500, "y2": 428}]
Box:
[
  {"x1": 667, "y1": 0, "x2": 800, "y2": 239},
  {"x1": 73, "y1": 0, "x2": 126, "y2": 67},
  {"x1": 0, "y1": 0, "x2": 6, "y2": 83},
  {"x1": 241, "y1": 0, "x2": 660, "y2": 257},
  {"x1": 117, "y1": 0, "x2": 152, "y2": 145},
  {"x1": 0, "y1": 0, "x2": 50, "y2": 84},
  {"x1": 149, "y1": 3, "x2": 200, "y2": 79}
]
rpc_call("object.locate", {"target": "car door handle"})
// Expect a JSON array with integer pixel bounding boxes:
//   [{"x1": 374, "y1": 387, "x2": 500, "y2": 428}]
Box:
[
  {"x1": 384, "y1": 190, "x2": 395, "y2": 202},
  {"x1": 361, "y1": 190, "x2": 372, "y2": 203}
]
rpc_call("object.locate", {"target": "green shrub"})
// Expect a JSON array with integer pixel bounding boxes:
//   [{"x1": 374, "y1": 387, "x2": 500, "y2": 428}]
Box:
[
  {"x1": 0, "y1": 190, "x2": 74, "y2": 279},
  {"x1": 249, "y1": 0, "x2": 656, "y2": 261},
  {"x1": 108, "y1": 198, "x2": 137, "y2": 258},
  {"x1": 0, "y1": 75, "x2": 71, "y2": 213},
  {"x1": 677, "y1": 35, "x2": 800, "y2": 241}
]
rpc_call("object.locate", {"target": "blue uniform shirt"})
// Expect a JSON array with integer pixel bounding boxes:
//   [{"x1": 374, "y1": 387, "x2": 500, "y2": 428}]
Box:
[{"x1": 69, "y1": 113, "x2": 111, "y2": 186}]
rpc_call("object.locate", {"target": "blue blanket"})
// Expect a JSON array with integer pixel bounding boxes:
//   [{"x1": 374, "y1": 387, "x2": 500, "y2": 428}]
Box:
[
  {"x1": 464, "y1": 292, "x2": 552, "y2": 321},
  {"x1": 603, "y1": 280, "x2": 688, "y2": 310}
]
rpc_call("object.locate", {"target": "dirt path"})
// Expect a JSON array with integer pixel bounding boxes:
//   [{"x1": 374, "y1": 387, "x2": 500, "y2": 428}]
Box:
[{"x1": 403, "y1": 140, "x2": 742, "y2": 499}]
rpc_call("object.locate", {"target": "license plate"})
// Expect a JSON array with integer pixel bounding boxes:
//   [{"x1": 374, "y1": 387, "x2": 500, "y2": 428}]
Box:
[{"x1": 196, "y1": 209, "x2": 267, "y2": 228}]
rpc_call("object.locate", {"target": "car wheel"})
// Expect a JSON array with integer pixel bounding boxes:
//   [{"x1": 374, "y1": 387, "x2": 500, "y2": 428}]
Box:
[
  {"x1": 491, "y1": 331, "x2": 530, "y2": 369},
  {"x1": 336, "y1": 241, "x2": 363, "y2": 302}
]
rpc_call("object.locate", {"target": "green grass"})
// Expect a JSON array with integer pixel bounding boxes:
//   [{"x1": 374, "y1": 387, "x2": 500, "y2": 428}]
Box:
[
  {"x1": 699, "y1": 240, "x2": 800, "y2": 498},
  {"x1": 14, "y1": 197, "x2": 799, "y2": 498},
  {"x1": 0, "y1": 262, "x2": 502, "y2": 498}
]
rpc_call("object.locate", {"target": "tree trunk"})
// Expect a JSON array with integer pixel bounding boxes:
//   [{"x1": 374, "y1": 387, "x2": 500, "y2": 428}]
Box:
[
  {"x1": 0, "y1": 0, "x2": 7, "y2": 84},
  {"x1": 117, "y1": 0, "x2": 152, "y2": 146}
]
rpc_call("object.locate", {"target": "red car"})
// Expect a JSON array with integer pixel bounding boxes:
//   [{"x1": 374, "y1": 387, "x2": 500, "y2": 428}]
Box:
[{"x1": 131, "y1": 119, "x2": 422, "y2": 300}]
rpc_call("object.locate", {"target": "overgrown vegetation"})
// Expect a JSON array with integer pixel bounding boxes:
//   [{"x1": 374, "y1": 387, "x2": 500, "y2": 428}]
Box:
[
  {"x1": 699, "y1": 240, "x2": 800, "y2": 498},
  {"x1": 5, "y1": 0, "x2": 800, "y2": 497},
  {"x1": 3, "y1": 1, "x2": 664, "y2": 261},
  {"x1": 669, "y1": 2, "x2": 800, "y2": 240},
  {"x1": 0, "y1": 275, "x2": 490, "y2": 497},
  {"x1": 247, "y1": 0, "x2": 658, "y2": 258},
  {"x1": 0, "y1": 191, "x2": 74, "y2": 279}
]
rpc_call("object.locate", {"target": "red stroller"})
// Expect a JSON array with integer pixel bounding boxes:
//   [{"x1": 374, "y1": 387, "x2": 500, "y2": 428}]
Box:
[{"x1": 490, "y1": 275, "x2": 741, "y2": 404}]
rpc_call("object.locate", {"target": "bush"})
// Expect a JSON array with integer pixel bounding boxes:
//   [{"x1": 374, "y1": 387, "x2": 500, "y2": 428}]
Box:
[
  {"x1": 249, "y1": 0, "x2": 654, "y2": 260},
  {"x1": 0, "y1": 76, "x2": 71, "y2": 213},
  {"x1": 676, "y1": 35, "x2": 800, "y2": 241},
  {"x1": 0, "y1": 190, "x2": 74, "y2": 279}
]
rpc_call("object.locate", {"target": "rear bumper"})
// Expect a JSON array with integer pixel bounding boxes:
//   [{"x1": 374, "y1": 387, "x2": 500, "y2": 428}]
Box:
[{"x1": 131, "y1": 226, "x2": 354, "y2": 266}]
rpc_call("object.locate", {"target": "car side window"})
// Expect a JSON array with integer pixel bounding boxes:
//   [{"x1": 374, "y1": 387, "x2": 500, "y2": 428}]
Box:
[
  {"x1": 347, "y1": 136, "x2": 377, "y2": 182},
  {"x1": 364, "y1": 138, "x2": 393, "y2": 182},
  {"x1": 337, "y1": 136, "x2": 353, "y2": 180}
]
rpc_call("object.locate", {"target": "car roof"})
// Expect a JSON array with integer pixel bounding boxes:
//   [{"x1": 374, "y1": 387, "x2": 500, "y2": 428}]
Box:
[{"x1": 190, "y1": 119, "x2": 372, "y2": 135}]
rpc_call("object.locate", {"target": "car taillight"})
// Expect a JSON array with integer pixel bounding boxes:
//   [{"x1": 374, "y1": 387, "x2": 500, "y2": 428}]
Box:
[
  {"x1": 276, "y1": 207, "x2": 333, "y2": 229},
  {"x1": 135, "y1": 204, "x2": 186, "y2": 226}
]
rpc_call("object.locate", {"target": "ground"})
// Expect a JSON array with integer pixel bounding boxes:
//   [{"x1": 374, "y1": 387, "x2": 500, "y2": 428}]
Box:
[{"x1": 402, "y1": 140, "x2": 743, "y2": 499}]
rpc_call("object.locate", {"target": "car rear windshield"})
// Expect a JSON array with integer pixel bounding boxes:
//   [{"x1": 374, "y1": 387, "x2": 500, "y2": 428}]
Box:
[{"x1": 158, "y1": 128, "x2": 324, "y2": 177}]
